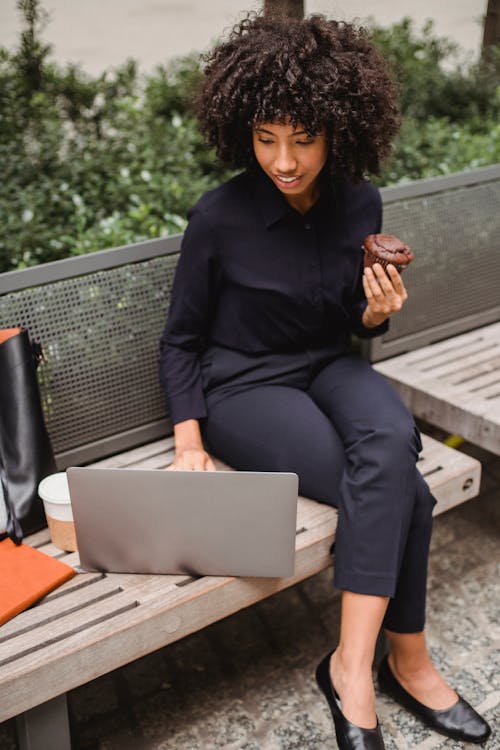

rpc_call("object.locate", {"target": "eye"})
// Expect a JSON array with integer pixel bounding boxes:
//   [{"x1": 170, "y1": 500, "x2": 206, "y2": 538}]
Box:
[
  {"x1": 257, "y1": 138, "x2": 274, "y2": 144},
  {"x1": 296, "y1": 139, "x2": 315, "y2": 146}
]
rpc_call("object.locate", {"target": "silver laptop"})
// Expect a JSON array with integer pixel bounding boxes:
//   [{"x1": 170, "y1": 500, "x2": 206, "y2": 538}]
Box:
[{"x1": 66, "y1": 467, "x2": 298, "y2": 577}]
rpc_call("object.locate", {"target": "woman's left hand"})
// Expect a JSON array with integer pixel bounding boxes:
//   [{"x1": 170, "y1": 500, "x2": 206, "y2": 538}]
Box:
[{"x1": 361, "y1": 262, "x2": 408, "y2": 328}]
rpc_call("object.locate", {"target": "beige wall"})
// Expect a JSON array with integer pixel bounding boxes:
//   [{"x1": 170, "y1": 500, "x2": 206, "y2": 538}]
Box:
[{"x1": 0, "y1": 0, "x2": 486, "y2": 75}]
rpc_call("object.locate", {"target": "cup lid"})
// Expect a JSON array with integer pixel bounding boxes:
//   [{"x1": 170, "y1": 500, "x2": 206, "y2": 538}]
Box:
[{"x1": 38, "y1": 472, "x2": 70, "y2": 503}]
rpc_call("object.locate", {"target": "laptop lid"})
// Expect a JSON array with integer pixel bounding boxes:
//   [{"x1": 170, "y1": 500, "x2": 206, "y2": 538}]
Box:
[{"x1": 66, "y1": 467, "x2": 298, "y2": 578}]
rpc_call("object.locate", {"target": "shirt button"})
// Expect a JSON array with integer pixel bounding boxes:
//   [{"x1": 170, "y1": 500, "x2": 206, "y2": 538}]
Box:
[{"x1": 304, "y1": 223, "x2": 311, "y2": 230}]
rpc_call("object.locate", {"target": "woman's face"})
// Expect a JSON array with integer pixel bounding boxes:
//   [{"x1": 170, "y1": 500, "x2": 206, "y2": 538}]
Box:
[{"x1": 252, "y1": 119, "x2": 328, "y2": 213}]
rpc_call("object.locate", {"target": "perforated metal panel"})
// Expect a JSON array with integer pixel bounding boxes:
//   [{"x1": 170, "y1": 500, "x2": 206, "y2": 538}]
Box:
[
  {"x1": 0, "y1": 253, "x2": 179, "y2": 464},
  {"x1": 366, "y1": 173, "x2": 500, "y2": 361}
]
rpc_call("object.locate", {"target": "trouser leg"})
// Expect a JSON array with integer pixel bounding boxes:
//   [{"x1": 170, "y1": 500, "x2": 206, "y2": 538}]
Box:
[
  {"x1": 309, "y1": 355, "x2": 435, "y2": 632},
  {"x1": 382, "y1": 472, "x2": 435, "y2": 632},
  {"x1": 202, "y1": 349, "x2": 435, "y2": 633},
  {"x1": 203, "y1": 384, "x2": 345, "y2": 506}
]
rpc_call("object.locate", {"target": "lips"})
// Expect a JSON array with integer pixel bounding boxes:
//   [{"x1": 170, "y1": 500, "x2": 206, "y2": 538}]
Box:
[{"x1": 274, "y1": 175, "x2": 302, "y2": 188}]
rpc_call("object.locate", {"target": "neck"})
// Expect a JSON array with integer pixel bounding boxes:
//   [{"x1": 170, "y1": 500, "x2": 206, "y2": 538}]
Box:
[{"x1": 285, "y1": 179, "x2": 321, "y2": 214}]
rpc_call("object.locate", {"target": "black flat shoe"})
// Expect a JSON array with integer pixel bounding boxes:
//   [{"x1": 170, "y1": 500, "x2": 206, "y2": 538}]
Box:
[
  {"x1": 315, "y1": 651, "x2": 386, "y2": 750},
  {"x1": 378, "y1": 655, "x2": 491, "y2": 744}
]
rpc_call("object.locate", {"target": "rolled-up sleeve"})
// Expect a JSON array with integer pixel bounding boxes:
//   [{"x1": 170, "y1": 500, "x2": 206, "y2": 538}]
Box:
[{"x1": 159, "y1": 209, "x2": 220, "y2": 425}]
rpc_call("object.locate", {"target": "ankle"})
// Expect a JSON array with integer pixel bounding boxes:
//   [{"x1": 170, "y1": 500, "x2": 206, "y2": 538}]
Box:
[
  {"x1": 389, "y1": 650, "x2": 433, "y2": 680},
  {"x1": 334, "y1": 645, "x2": 374, "y2": 679},
  {"x1": 385, "y1": 630, "x2": 431, "y2": 675}
]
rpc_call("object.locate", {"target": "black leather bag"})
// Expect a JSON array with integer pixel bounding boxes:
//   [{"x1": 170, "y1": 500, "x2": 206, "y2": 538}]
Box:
[{"x1": 0, "y1": 327, "x2": 56, "y2": 544}]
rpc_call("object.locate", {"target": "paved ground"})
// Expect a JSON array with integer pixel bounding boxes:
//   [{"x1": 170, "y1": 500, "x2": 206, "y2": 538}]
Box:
[
  {"x1": 0, "y1": 0, "x2": 487, "y2": 75},
  {"x1": 1, "y1": 426, "x2": 499, "y2": 749}
]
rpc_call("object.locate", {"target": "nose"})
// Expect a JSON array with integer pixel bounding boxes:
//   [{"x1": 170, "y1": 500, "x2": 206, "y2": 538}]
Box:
[{"x1": 274, "y1": 144, "x2": 297, "y2": 174}]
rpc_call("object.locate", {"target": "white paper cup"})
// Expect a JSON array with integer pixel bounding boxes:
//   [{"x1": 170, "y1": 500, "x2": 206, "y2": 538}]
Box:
[{"x1": 38, "y1": 473, "x2": 77, "y2": 551}]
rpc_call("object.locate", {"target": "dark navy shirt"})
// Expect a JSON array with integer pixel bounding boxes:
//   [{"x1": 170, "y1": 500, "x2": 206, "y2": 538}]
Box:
[{"x1": 160, "y1": 166, "x2": 388, "y2": 425}]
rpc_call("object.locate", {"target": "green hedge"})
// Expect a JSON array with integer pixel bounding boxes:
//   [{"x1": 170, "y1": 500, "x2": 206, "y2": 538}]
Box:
[{"x1": 1, "y1": 1, "x2": 499, "y2": 272}]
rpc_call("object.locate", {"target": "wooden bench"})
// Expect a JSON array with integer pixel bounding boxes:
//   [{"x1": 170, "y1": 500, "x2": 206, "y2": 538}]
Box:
[
  {"x1": 373, "y1": 321, "x2": 500, "y2": 456},
  {"x1": 1, "y1": 166, "x2": 496, "y2": 749}
]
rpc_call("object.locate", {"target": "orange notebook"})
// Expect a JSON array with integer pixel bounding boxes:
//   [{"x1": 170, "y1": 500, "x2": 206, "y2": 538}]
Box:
[{"x1": 0, "y1": 538, "x2": 76, "y2": 626}]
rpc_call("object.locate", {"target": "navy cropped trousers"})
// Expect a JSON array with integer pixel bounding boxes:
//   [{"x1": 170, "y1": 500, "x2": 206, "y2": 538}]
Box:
[{"x1": 200, "y1": 346, "x2": 437, "y2": 633}]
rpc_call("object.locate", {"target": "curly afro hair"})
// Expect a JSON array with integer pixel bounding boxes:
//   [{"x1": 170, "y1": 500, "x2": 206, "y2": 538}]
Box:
[{"x1": 196, "y1": 13, "x2": 400, "y2": 181}]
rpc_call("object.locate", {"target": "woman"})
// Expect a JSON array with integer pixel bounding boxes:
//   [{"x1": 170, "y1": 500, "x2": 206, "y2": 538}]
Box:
[{"x1": 159, "y1": 14, "x2": 491, "y2": 750}]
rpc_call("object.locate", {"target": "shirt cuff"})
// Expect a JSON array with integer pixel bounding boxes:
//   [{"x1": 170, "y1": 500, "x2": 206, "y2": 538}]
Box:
[
  {"x1": 167, "y1": 392, "x2": 208, "y2": 426},
  {"x1": 350, "y1": 301, "x2": 390, "y2": 339}
]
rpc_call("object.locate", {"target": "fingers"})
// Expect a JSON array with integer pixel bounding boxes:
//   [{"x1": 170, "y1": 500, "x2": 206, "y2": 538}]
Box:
[
  {"x1": 167, "y1": 449, "x2": 216, "y2": 471},
  {"x1": 362, "y1": 272, "x2": 375, "y2": 302},
  {"x1": 363, "y1": 263, "x2": 407, "y2": 316},
  {"x1": 374, "y1": 263, "x2": 396, "y2": 294},
  {"x1": 206, "y1": 456, "x2": 217, "y2": 471},
  {"x1": 363, "y1": 268, "x2": 386, "y2": 307},
  {"x1": 386, "y1": 264, "x2": 408, "y2": 299}
]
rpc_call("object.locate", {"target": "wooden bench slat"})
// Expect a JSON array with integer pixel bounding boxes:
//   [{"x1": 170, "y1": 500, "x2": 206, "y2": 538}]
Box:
[
  {"x1": 434, "y1": 356, "x2": 500, "y2": 390},
  {"x1": 89, "y1": 437, "x2": 174, "y2": 468},
  {"x1": 478, "y1": 382, "x2": 500, "y2": 399},
  {"x1": 418, "y1": 339, "x2": 498, "y2": 370},
  {"x1": 435, "y1": 361, "x2": 500, "y2": 391},
  {"x1": 26, "y1": 528, "x2": 51, "y2": 548},
  {"x1": 374, "y1": 322, "x2": 500, "y2": 454},
  {"x1": 449, "y1": 371, "x2": 500, "y2": 395},
  {"x1": 43, "y1": 571, "x2": 105, "y2": 601},
  {"x1": 35, "y1": 541, "x2": 73, "y2": 559},
  {"x1": 388, "y1": 326, "x2": 496, "y2": 367},
  {"x1": 297, "y1": 497, "x2": 334, "y2": 527},
  {"x1": 115, "y1": 452, "x2": 172, "y2": 470},
  {"x1": 0, "y1": 573, "x2": 215, "y2": 673},
  {"x1": 421, "y1": 347, "x2": 500, "y2": 380},
  {"x1": 0, "y1": 569, "x2": 195, "y2": 642},
  {"x1": 0, "y1": 576, "x2": 125, "y2": 641}
]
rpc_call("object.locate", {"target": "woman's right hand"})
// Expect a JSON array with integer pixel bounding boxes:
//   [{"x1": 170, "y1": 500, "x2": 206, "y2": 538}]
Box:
[
  {"x1": 168, "y1": 419, "x2": 216, "y2": 471},
  {"x1": 167, "y1": 447, "x2": 216, "y2": 471}
]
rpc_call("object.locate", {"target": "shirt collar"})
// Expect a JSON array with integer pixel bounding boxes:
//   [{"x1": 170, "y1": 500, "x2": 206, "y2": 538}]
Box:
[
  {"x1": 249, "y1": 165, "x2": 293, "y2": 228},
  {"x1": 248, "y1": 164, "x2": 337, "y2": 229}
]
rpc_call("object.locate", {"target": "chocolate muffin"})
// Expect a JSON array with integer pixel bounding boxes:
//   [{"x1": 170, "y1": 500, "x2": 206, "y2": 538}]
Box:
[{"x1": 362, "y1": 234, "x2": 414, "y2": 273}]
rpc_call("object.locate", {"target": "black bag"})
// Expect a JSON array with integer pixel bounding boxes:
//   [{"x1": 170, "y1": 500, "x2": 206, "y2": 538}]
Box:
[{"x1": 0, "y1": 327, "x2": 56, "y2": 544}]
